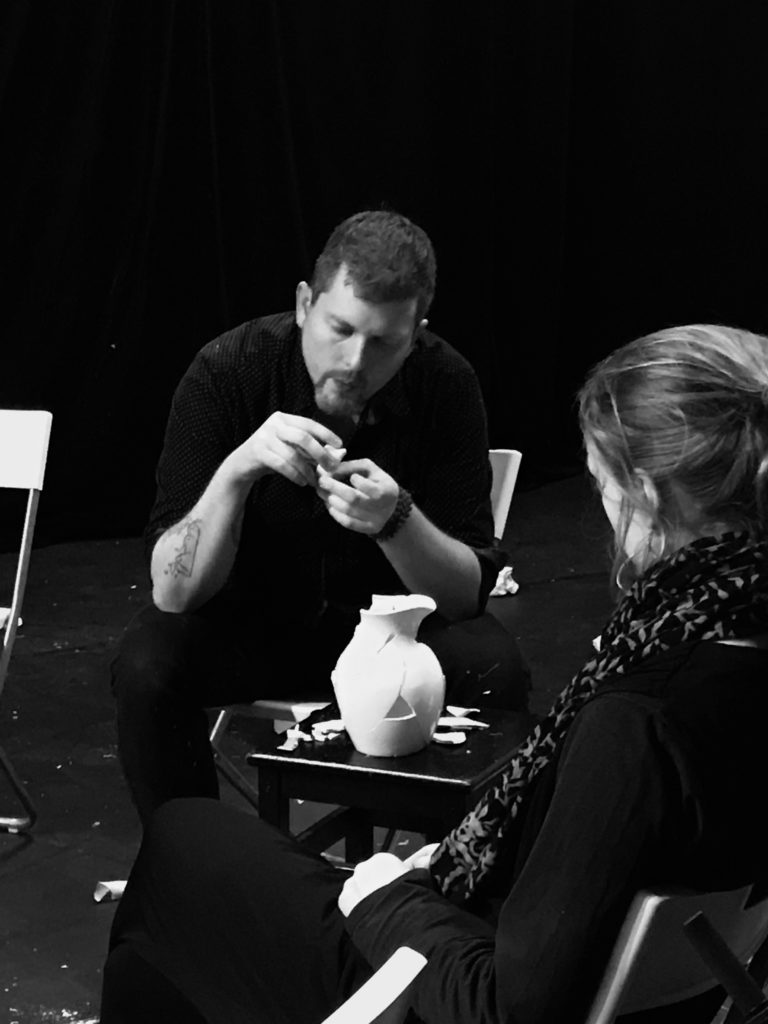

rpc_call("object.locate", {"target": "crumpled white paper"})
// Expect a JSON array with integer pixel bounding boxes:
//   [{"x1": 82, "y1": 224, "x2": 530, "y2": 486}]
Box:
[
  {"x1": 273, "y1": 708, "x2": 490, "y2": 752},
  {"x1": 490, "y1": 566, "x2": 520, "y2": 597},
  {"x1": 276, "y1": 718, "x2": 346, "y2": 751},
  {"x1": 431, "y1": 707, "x2": 488, "y2": 746},
  {"x1": 432, "y1": 731, "x2": 466, "y2": 745},
  {"x1": 93, "y1": 879, "x2": 126, "y2": 903}
]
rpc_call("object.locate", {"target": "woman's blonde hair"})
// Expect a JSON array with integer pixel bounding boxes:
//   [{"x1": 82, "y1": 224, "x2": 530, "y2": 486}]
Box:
[{"x1": 578, "y1": 324, "x2": 768, "y2": 582}]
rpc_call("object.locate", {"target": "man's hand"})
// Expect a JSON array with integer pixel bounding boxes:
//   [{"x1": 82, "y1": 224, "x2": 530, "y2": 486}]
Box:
[
  {"x1": 317, "y1": 458, "x2": 399, "y2": 534},
  {"x1": 337, "y1": 852, "x2": 410, "y2": 918},
  {"x1": 231, "y1": 412, "x2": 343, "y2": 488},
  {"x1": 150, "y1": 413, "x2": 342, "y2": 612}
]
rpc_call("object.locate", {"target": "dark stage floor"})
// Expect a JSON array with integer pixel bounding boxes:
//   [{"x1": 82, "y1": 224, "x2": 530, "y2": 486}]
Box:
[{"x1": 0, "y1": 472, "x2": 614, "y2": 1023}]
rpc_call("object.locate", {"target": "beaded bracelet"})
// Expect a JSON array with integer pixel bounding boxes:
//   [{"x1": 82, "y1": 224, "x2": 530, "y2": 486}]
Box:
[{"x1": 374, "y1": 487, "x2": 413, "y2": 542}]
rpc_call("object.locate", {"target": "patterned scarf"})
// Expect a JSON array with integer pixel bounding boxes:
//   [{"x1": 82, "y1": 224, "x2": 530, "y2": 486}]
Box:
[{"x1": 429, "y1": 532, "x2": 768, "y2": 902}]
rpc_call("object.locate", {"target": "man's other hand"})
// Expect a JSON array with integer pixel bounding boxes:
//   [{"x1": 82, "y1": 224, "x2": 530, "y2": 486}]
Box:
[{"x1": 317, "y1": 458, "x2": 399, "y2": 534}]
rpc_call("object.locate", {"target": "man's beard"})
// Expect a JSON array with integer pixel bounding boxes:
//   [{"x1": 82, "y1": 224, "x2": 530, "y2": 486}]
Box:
[{"x1": 314, "y1": 374, "x2": 367, "y2": 418}]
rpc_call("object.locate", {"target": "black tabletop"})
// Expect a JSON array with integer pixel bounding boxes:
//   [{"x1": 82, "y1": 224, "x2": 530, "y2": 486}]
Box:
[{"x1": 246, "y1": 707, "x2": 536, "y2": 791}]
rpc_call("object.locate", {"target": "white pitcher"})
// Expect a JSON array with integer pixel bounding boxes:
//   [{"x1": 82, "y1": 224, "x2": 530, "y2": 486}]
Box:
[{"x1": 331, "y1": 594, "x2": 445, "y2": 757}]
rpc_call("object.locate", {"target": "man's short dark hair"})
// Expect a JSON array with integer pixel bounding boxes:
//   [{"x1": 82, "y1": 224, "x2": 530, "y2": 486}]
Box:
[{"x1": 310, "y1": 210, "x2": 437, "y2": 322}]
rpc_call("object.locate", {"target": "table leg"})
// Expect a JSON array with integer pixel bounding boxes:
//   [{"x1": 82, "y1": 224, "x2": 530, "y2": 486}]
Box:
[
  {"x1": 345, "y1": 810, "x2": 374, "y2": 863},
  {"x1": 255, "y1": 764, "x2": 290, "y2": 831}
]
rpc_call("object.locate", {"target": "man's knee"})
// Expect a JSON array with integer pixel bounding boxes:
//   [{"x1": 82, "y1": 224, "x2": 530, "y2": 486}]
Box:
[{"x1": 110, "y1": 606, "x2": 201, "y2": 707}]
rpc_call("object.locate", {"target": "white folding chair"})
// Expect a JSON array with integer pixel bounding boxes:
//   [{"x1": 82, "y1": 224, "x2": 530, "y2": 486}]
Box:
[
  {"x1": 489, "y1": 447, "x2": 522, "y2": 541},
  {"x1": 321, "y1": 883, "x2": 768, "y2": 1024},
  {"x1": 320, "y1": 946, "x2": 426, "y2": 1024},
  {"x1": 0, "y1": 409, "x2": 53, "y2": 833},
  {"x1": 585, "y1": 884, "x2": 768, "y2": 1023},
  {"x1": 210, "y1": 447, "x2": 523, "y2": 811}
]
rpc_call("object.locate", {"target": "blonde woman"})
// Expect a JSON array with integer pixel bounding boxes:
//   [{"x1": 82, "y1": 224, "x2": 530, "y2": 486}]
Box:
[{"x1": 102, "y1": 324, "x2": 768, "y2": 1024}]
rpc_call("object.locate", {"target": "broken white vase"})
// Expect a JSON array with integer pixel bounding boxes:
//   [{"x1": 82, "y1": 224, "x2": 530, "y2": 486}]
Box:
[{"x1": 331, "y1": 594, "x2": 445, "y2": 757}]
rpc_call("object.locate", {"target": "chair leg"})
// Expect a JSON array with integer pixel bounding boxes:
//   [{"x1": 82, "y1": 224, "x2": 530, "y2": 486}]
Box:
[
  {"x1": 209, "y1": 708, "x2": 261, "y2": 812},
  {"x1": 685, "y1": 912, "x2": 768, "y2": 1024},
  {"x1": 0, "y1": 743, "x2": 37, "y2": 834},
  {"x1": 212, "y1": 747, "x2": 261, "y2": 813},
  {"x1": 209, "y1": 707, "x2": 232, "y2": 746},
  {"x1": 380, "y1": 828, "x2": 398, "y2": 852}
]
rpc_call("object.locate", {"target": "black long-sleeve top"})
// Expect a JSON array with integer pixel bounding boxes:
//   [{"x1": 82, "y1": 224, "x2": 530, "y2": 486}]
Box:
[
  {"x1": 145, "y1": 313, "x2": 504, "y2": 625},
  {"x1": 346, "y1": 640, "x2": 768, "y2": 1023}
]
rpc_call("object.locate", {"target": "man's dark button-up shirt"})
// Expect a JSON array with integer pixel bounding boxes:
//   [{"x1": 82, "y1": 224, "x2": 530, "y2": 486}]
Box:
[{"x1": 146, "y1": 312, "x2": 504, "y2": 630}]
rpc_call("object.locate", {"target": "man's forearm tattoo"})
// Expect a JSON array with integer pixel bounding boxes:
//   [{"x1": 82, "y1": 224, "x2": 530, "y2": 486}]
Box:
[{"x1": 164, "y1": 518, "x2": 202, "y2": 578}]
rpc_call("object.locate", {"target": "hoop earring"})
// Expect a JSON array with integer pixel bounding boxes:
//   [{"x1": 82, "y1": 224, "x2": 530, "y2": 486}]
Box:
[
  {"x1": 615, "y1": 555, "x2": 634, "y2": 593},
  {"x1": 654, "y1": 530, "x2": 668, "y2": 561},
  {"x1": 641, "y1": 530, "x2": 668, "y2": 570},
  {"x1": 615, "y1": 528, "x2": 668, "y2": 593}
]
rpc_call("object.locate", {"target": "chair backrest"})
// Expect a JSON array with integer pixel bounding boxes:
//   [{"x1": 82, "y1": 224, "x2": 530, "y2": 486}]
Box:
[
  {"x1": 585, "y1": 885, "x2": 768, "y2": 1024},
  {"x1": 1, "y1": 410, "x2": 53, "y2": 693},
  {"x1": 489, "y1": 448, "x2": 522, "y2": 540},
  {"x1": 0, "y1": 410, "x2": 52, "y2": 491}
]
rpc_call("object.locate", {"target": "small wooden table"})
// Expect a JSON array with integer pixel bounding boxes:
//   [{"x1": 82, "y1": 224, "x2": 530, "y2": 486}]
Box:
[{"x1": 246, "y1": 708, "x2": 535, "y2": 861}]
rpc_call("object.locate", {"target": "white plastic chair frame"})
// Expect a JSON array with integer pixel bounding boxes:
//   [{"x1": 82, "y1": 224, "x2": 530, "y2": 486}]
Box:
[
  {"x1": 209, "y1": 448, "x2": 523, "y2": 810},
  {"x1": 0, "y1": 409, "x2": 52, "y2": 834},
  {"x1": 489, "y1": 447, "x2": 522, "y2": 541},
  {"x1": 320, "y1": 946, "x2": 426, "y2": 1024},
  {"x1": 320, "y1": 883, "x2": 768, "y2": 1024},
  {"x1": 585, "y1": 884, "x2": 768, "y2": 1023}
]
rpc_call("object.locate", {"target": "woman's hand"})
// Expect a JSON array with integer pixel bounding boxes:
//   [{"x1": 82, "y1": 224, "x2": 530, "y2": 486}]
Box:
[
  {"x1": 338, "y1": 853, "x2": 409, "y2": 917},
  {"x1": 400, "y1": 842, "x2": 439, "y2": 872},
  {"x1": 337, "y1": 844, "x2": 440, "y2": 918}
]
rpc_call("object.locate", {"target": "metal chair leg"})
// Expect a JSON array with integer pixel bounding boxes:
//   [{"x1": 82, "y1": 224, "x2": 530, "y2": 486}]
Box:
[
  {"x1": 0, "y1": 743, "x2": 37, "y2": 834},
  {"x1": 685, "y1": 911, "x2": 768, "y2": 1024},
  {"x1": 210, "y1": 708, "x2": 261, "y2": 811},
  {"x1": 380, "y1": 828, "x2": 398, "y2": 852},
  {"x1": 212, "y1": 747, "x2": 261, "y2": 812}
]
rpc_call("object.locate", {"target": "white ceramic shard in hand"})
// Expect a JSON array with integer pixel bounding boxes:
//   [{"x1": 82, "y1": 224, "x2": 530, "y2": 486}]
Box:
[{"x1": 331, "y1": 594, "x2": 446, "y2": 757}]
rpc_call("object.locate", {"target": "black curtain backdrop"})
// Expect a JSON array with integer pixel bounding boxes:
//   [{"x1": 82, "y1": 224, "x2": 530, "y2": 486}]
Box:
[{"x1": 1, "y1": 1, "x2": 767, "y2": 546}]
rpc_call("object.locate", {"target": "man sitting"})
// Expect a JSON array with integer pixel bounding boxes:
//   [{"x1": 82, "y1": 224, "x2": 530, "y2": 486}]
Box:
[{"x1": 111, "y1": 208, "x2": 531, "y2": 824}]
